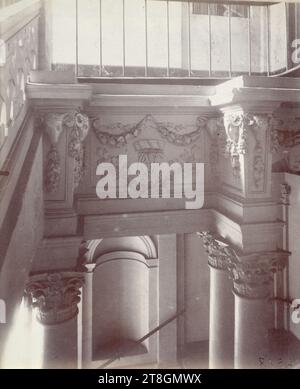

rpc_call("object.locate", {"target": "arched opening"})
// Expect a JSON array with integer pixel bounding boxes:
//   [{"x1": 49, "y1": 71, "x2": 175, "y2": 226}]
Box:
[
  {"x1": 83, "y1": 235, "x2": 158, "y2": 366},
  {"x1": 92, "y1": 251, "x2": 150, "y2": 359}
]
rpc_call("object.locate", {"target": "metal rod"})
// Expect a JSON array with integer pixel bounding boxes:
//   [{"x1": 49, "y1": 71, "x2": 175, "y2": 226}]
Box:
[
  {"x1": 167, "y1": 0, "x2": 170, "y2": 77},
  {"x1": 285, "y1": 3, "x2": 290, "y2": 71},
  {"x1": 208, "y1": 2, "x2": 212, "y2": 77},
  {"x1": 75, "y1": 0, "x2": 79, "y2": 77},
  {"x1": 267, "y1": 5, "x2": 270, "y2": 76},
  {"x1": 248, "y1": 5, "x2": 252, "y2": 76},
  {"x1": 97, "y1": 310, "x2": 185, "y2": 369},
  {"x1": 273, "y1": 272, "x2": 278, "y2": 329},
  {"x1": 187, "y1": 1, "x2": 191, "y2": 77},
  {"x1": 145, "y1": 0, "x2": 148, "y2": 77},
  {"x1": 99, "y1": 0, "x2": 102, "y2": 76},
  {"x1": 122, "y1": 0, "x2": 125, "y2": 76},
  {"x1": 228, "y1": 4, "x2": 232, "y2": 77},
  {"x1": 295, "y1": 3, "x2": 298, "y2": 44},
  {"x1": 283, "y1": 198, "x2": 290, "y2": 331}
]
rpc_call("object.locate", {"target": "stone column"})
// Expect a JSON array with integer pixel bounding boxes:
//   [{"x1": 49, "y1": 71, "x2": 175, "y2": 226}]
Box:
[
  {"x1": 157, "y1": 234, "x2": 177, "y2": 367},
  {"x1": 81, "y1": 263, "x2": 96, "y2": 368},
  {"x1": 25, "y1": 272, "x2": 83, "y2": 369},
  {"x1": 199, "y1": 232, "x2": 234, "y2": 369},
  {"x1": 230, "y1": 252, "x2": 288, "y2": 369}
]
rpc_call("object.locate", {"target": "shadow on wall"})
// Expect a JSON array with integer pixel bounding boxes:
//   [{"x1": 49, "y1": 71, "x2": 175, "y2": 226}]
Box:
[{"x1": 92, "y1": 251, "x2": 150, "y2": 360}]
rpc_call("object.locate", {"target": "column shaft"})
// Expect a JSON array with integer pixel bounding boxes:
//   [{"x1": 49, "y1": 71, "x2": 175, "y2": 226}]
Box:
[
  {"x1": 234, "y1": 294, "x2": 269, "y2": 369},
  {"x1": 81, "y1": 267, "x2": 95, "y2": 368},
  {"x1": 43, "y1": 317, "x2": 78, "y2": 369},
  {"x1": 209, "y1": 266, "x2": 234, "y2": 369}
]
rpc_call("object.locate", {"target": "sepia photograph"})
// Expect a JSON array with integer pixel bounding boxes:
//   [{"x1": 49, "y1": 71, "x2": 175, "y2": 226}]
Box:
[{"x1": 0, "y1": 0, "x2": 300, "y2": 383}]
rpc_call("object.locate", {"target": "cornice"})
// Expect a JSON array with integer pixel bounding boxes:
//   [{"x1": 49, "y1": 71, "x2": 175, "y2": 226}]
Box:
[
  {"x1": 26, "y1": 83, "x2": 93, "y2": 101},
  {"x1": 210, "y1": 76, "x2": 300, "y2": 108}
]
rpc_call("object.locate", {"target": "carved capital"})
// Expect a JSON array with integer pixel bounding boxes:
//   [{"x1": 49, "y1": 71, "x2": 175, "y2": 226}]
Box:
[
  {"x1": 229, "y1": 251, "x2": 289, "y2": 299},
  {"x1": 199, "y1": 232, "x2": 289, "y2": 299},
  {"x1": 25, "y1": 272, "x2": 84, "y2": 325},
  {"x1": 198, "y1": 231, "x2": 237, "y2": 271}
]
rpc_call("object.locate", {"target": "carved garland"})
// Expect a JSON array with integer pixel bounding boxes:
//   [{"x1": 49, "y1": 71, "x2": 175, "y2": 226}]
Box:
[
  {"x1": 222, "y1": 113, "x2": 268, "y2": 189},
  {"x1": 65, "y1": 112, "x2": 89, "y2": 188},
  {"x1": 92, "y1": 114, "x2": 208, "y2": 148},
  {"x1": 222, "y1": 113, "x2": 249, "y2": 177}
]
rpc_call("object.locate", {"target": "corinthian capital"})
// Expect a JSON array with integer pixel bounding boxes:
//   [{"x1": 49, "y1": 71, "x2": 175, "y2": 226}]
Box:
[
  {"x1": 25, "y1": 272, "x2": 84, "y2": 325},
  {"x1": 229, "y1": 251, "x2": 289, "y2": 299},
  {"x1": 198, "y1": 231, "x2": 237, "y2": 270}
]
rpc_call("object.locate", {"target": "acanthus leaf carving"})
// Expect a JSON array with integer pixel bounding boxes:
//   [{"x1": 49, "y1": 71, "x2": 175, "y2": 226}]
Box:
[
  {"x1": 198, "y1": 231, "x2": 289, "y2": 299},
  {"x1": 25, "y1": 272, "x2": 84, "y2": 325},
  {"x1": 229, "y1": 252, "x2": 289, "y2": 299},
  {"x1": 198, "y1": 231, "x2": 238, "y2": 271}
]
